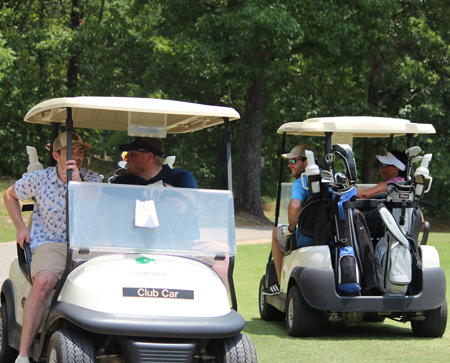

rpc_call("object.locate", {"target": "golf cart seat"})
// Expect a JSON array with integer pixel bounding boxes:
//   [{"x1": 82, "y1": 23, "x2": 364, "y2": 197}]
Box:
[{"x1": 297, "y1": 197, "x2": 334, "y2": 247}]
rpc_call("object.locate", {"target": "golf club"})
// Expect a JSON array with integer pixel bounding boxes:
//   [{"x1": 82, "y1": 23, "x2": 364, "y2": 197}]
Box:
[{"x1": 405, "y1": 146, "x2": 422, "y2": 182}]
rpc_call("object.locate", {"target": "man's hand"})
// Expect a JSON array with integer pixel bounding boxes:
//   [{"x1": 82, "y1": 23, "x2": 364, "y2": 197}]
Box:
[
  {"x1": 62, "y1": 160, "x2": 82, "y2": 183},
  {"x1": 17, "y1": 226, "x2": 30, "y2": 249},
  {"x1": 281, "y1": 225, "x2": 295, "y2": 237}
]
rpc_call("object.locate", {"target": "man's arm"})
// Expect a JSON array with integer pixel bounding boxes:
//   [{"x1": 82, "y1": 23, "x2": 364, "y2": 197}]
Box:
[
  {"x1": 287, "y1": 198, "x2": 302, "y2": 231},
  {"x1": 3, "y1": 184, "x2": 30, "y2": 248},
  {"x1": 356, "y1": 181, "x2": 387, "y2": 199}
]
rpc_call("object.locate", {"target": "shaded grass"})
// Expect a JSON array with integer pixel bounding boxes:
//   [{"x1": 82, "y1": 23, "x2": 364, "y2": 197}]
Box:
[{"x1": 235, "y1": 235, "x2": 450, "y2": 362}]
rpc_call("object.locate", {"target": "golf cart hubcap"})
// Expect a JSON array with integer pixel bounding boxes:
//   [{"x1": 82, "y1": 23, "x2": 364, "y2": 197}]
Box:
[
  {"x1": 49, "y1": 347, "x2": 57, "y2": 362},
  {"x1": 288, "y1": 299, "x2": 294, "y2": 328}
]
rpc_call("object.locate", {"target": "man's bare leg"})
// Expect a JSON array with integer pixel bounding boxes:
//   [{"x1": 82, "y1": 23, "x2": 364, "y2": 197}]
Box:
[
  {"x1": 272, "y1": 226, "x2": 284, "y2": 283},
  {"x1": 18, "y1": 270, "x2": 58, "y2": 358}
]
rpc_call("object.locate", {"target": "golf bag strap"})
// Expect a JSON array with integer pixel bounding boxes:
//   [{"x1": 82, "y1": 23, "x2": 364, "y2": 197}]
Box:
[
  {"x1": 345, "y1": 200, "x2": 381, "y2": 209},
  {"x1": 418, "y1": 200, "x2": 437, "y2": 210},
  {"x1": 407, "y1": 234, "x2": 422, "y2": 269},
  {"x1": 345, "y1": 200, "x2": 420, "y2": 210}
]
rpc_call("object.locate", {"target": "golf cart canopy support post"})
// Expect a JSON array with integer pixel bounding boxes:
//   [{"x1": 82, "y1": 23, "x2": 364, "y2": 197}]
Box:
[{"x1": 274, "y1": 132, "x2": 287, "y2": 227}]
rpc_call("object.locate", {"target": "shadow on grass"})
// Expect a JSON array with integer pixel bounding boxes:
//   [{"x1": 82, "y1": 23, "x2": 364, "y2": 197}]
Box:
[{"x1": 244, "y1": 317, "x2": 441, "y2": 341}]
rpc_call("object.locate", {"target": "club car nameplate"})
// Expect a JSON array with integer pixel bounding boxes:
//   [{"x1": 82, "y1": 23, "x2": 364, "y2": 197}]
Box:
[{"x1": 123, "y1": 287, "x2": 194, "y2": 299}]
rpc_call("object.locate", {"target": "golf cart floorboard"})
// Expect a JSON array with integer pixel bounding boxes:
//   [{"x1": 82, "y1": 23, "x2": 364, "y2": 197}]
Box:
[{"x1": 48, "y1": 302, "x2": 245, "y2": 339}]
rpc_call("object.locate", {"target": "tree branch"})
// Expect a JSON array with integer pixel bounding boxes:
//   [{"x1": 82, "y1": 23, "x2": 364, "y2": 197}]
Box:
[{"x1": 392, "y1": 39, "x2": 450, "y2": 78}]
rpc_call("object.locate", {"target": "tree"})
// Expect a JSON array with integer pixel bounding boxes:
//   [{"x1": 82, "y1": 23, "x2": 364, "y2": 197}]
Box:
[{"x1": 141, "y1": 0, "x2": 306, "y2": 222}]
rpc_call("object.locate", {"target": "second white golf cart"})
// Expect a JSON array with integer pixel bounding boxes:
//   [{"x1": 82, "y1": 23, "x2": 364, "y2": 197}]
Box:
[
  {"x1": 259, "y1": 116, "x2": 447, "y2": 338},
  {"x1": 0, "y1": 97, "x2": 257, "y2": 362}
]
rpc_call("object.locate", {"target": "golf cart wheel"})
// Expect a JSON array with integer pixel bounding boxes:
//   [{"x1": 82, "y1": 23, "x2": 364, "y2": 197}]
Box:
[
  {"x1": 258, "y1": 276, "x2": 284, "y2": 321},
  {"x1": 217, "y1": 333, "x2": 257, "y2": 363},
  {"x1": 47, "y1": 329, "x2": 95, "y2": 363},
  {"x1": 286, "y1": 285, "x2": 321, "y2": 337},
  {"x1": 411, "y1": 298, "x2": 448, "y2": 337},
  {"x1": 0, "y1": 303, "x2": 18, "y2": 363}
]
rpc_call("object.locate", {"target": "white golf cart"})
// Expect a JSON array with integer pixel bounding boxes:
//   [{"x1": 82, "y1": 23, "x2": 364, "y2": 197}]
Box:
[
  {"x1": 0, "y1": 97, "x2": 258, "y2": 362},
  {"x1": 259, "y1": 116, "x2": 447, "y2": 338}
]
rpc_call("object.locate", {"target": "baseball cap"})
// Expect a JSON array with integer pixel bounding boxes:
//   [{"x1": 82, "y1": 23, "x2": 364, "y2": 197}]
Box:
[
  {"x1": 376, "y1": 150, "x2": 406, "y2": 171},
  {"x1": 53, "y1": 132, "x2": 92, "y2": 152},
  {"x1": 119, "y1": 137, "x2": 165, "y2": 158},
  {"x1": 281, "y1": 145, "x2": 317, "y2": 160}
]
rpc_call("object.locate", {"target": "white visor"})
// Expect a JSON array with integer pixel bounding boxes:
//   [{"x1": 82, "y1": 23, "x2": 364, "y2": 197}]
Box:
[{"x1": 376, "y1": 152, "x2": 406, "y2": 171}]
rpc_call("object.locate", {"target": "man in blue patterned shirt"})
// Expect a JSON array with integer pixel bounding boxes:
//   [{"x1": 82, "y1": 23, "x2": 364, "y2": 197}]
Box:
[{"x1": 3, "y1": 132, "x2": 103, "y2": 363}]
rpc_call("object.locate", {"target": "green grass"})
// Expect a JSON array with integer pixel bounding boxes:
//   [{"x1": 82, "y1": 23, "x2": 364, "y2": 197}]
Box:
[
  {"x1": 0, "y1": 178, "x2": 31, "y2": 243},
  {"x1": 235, "y1": 235, "x2": 450, "y2": 363}
]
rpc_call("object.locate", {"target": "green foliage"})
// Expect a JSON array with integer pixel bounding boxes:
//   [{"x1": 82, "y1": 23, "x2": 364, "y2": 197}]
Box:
[{"x1": 1, "y1": 0, "x2": 450, "y2": 215}]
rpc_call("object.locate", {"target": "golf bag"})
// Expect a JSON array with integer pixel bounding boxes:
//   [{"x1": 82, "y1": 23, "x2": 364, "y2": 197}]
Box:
[
  {"x1": 374, "y1": 182, "x2": 422, "y2": 296},
  {"x1": 331, "y1": 186, "x2": 361, "y2": 295}
]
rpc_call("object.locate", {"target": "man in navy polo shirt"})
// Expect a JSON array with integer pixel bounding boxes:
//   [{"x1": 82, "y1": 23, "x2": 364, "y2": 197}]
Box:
[{"x1": 111, "y1": 137, "x2": 197, "y2": 188}]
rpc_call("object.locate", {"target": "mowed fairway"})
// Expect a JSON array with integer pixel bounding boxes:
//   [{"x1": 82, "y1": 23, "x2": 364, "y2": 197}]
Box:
[{"x1": 235, "y1": 234, "x2": 450, "y2": 363}]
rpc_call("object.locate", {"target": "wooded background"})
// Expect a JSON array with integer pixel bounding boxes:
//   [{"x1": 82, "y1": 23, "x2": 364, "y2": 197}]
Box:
[{"x1": 0, "y1": 0, "x2": 449, "y2": 220}]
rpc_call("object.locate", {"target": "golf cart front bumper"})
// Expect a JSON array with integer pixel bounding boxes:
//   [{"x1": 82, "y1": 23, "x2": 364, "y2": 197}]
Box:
[
  {"x1": 48, "y1": 302, "x2": 245, "y2": 339},
  {"x1": 292, "y1": 266, "x2": 446, "y2": 312}
]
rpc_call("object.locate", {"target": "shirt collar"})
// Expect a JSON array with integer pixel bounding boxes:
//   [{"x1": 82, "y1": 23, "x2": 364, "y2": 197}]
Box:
[{"x1": 49, "y1": 166, "x2": 66, "y2": 187}]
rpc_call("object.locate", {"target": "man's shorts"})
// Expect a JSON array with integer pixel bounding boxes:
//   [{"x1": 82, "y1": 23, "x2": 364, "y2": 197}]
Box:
[
  {"x1": 31, "y1": 242, "x2": 67, "y2": 280},
  {"x1": 277, "y1": 226, "x2": 289, "y2": 253}
]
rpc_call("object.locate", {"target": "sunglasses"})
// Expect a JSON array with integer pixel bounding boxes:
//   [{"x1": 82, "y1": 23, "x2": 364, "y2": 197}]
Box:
[
  {"x1": 289, "y1": 157, "x2": 307, "y2": 164},
  {"x1": 381, "y1": 163, "x2": 395, "y2": 168},
  {"x1": 127, "y1": 149, "x2": 149, "y2": 157},
  {"x1": 122, "y1": 150, "x2": 150, "y2": 160}
]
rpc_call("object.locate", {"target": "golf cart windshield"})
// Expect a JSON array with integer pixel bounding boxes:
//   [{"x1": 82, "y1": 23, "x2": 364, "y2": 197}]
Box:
[{"x1": 68, "y1": 182, "x2": 236, "y2": 260}]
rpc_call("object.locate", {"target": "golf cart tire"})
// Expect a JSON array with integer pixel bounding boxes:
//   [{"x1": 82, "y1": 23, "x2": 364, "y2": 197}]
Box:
[
  {"x1": 286, "y1": 285, "x2": 321, "y2": 337},
  {"x1": 220, "y1": 333, "x2": 257, "y2": 363},
  {"x1": 411, "y1": 298, "x2": 448, "y2": 338},
  {"x1": 0, "y1": 303, "x2": 18, "y2": 363},
  {"x1": 47, "y1": 329, "x2": 95, "y2": 363},
  {"x1": 258, "y1": 276, "x2": 284, "y2": 321}
]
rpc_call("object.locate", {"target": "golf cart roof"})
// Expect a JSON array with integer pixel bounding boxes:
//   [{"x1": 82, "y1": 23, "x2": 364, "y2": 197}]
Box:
[
  {"x1": 277, "y1": 116, "x2": 436, "y2": 138},
  {"x1": 24, "y1": 96, "x2": 240, "y2": 137}
]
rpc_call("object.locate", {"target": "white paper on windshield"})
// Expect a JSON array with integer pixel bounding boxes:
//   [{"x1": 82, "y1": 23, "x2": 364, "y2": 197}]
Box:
[{"x1": 135, "y1": 200, "x2": 159, "y2": 228}]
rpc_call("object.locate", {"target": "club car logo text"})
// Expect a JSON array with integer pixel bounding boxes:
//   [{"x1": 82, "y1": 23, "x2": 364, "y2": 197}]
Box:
[{"x1": 123, "y1": 288, "x2": 194, "y2": 299}]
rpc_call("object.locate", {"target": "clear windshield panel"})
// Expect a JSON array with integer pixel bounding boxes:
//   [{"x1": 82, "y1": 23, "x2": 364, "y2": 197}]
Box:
[
  {"x1": 278, "y1": 183, "x2": 293, "y2": 226},
  {"x1": 68, "y1": 182, "x2": 236, "y2": 260}
]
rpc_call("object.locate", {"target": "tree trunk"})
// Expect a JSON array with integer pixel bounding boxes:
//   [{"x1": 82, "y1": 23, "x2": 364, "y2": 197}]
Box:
[
  {"x1": 362, "y1": 139, "x2": 380, "y2": 183},
  {"x1": 363, "y1": 50, "x2": 385, "y2": 183},
  {"x1": 67, "y1": 0, "x2": 81, "y2": 96},
  {"x1": 234, "y1": 74, "x2": 269, "y2": 222}
]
